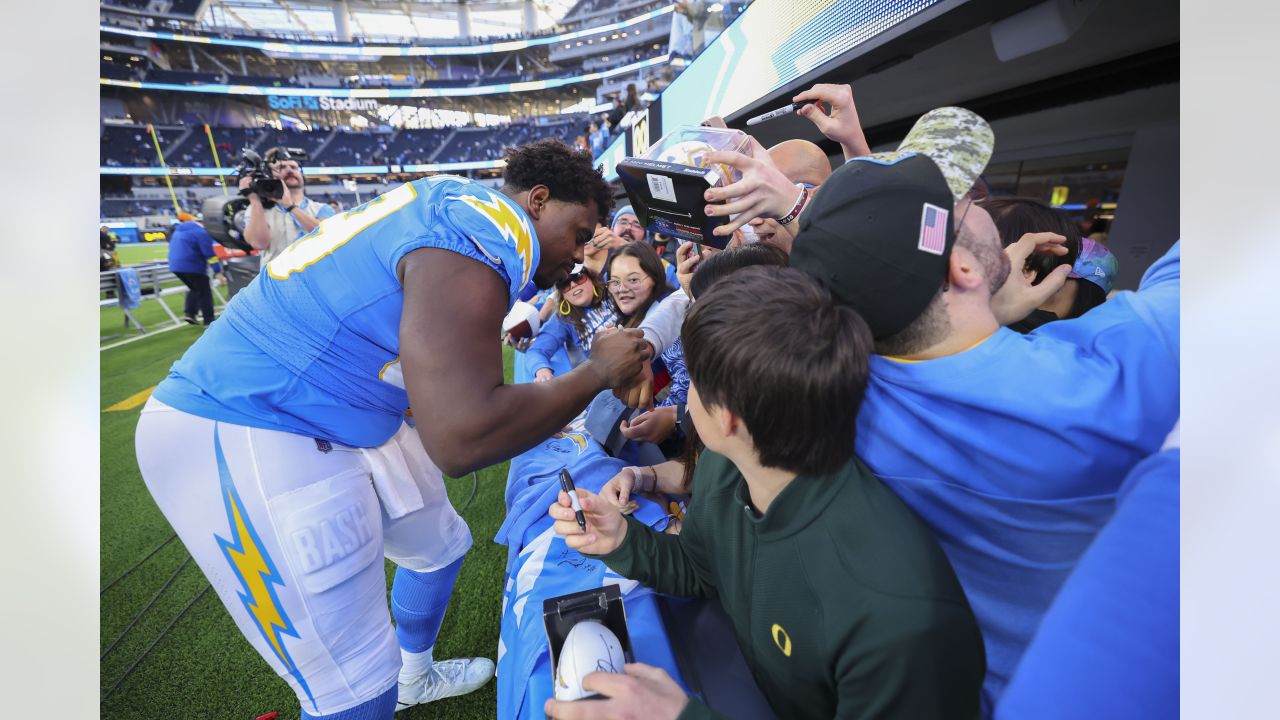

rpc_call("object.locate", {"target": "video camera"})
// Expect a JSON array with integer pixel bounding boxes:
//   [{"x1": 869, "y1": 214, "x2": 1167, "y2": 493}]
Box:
[
  {"x1": 201, "y1": 146, "x2": 312, "y2": 253},
  {"x1": 238, "y1": 146, "x2": 309, "y2": 208}
]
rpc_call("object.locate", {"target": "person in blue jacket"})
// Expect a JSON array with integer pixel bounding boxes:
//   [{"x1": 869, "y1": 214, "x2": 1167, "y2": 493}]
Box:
[
  {"x1": 527, "y1": 264, "x2": 617, "y2": 382},
  {"x1": 167, "y1": 211, "x2": 222, "y2": 325}
]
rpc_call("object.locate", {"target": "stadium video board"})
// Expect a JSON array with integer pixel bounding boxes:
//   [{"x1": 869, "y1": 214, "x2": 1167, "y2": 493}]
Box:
[{"x1": 660, "y1": 0, "x2": 946, "y2": 130}]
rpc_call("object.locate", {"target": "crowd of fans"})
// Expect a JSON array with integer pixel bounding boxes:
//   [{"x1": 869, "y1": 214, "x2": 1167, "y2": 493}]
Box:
[{"x1": 502, "y1": 82, "x2": 1176, "y2": 719}]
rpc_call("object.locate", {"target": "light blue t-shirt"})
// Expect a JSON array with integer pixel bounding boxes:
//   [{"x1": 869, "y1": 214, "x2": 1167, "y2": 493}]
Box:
[
  {"x1": 856, "y1": 242, "x2": 1180, "y2": 714},
  {"x1": 153, "y1": 175, "x2": 540, "y2": 448},
  {"x1": 996, "y1": 444, "x2": 1179, "y2": 720}
]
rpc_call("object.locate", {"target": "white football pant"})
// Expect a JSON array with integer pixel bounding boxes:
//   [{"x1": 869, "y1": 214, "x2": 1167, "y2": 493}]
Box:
[{"x1": 134, "y1": 398, "x2": 472, "y2": 716}]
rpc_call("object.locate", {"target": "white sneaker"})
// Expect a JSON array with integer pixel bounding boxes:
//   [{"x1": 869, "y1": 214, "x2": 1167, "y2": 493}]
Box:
[{"x1": 395, "y1": 657, "x2": 495, "y2": 712}]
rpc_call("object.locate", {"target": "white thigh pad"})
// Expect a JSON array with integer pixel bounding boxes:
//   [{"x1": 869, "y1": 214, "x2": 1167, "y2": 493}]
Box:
[{"x1": 271, "y1": 467, "x2": 382, "y2": 595}]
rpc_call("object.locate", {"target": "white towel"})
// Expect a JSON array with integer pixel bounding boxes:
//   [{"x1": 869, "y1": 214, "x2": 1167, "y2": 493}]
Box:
[{"x1": 360, "y1": 439, "x2": 425, "y2": 520}]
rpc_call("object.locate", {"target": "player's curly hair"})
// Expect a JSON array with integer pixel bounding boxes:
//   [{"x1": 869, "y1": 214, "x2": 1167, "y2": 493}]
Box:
[{"x1": 502, "y1": 139, "x2": 614, "y2": 223}]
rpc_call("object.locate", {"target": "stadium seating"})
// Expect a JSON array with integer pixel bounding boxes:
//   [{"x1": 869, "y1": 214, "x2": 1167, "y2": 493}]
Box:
[
  {"x1": 100, "y1": 124, "x2": 184, "y2": 167},
  {"x1": 320, "y1": 130, "x2": 393, "y2": 166},
  {"x1": 382, "y1": 128, "x2": 454, "y2": 166},
  {"x1": 102, "y1": 115, "x2": 591, "y2": 171},
  {"x1": 166, "y1": 127, "x2": 263, "y2": 167}
]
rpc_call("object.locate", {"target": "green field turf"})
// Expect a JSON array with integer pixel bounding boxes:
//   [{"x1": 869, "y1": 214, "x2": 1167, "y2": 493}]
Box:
[
  {"x1": 116, "y1": 242, "x2": 171, "y2": 266},
  {"x1": 100, "y1": 293, "x2": 192, "y2": 346},
  {"x1": 101, "y1": 330, "x2": 516, "y2": 719}
]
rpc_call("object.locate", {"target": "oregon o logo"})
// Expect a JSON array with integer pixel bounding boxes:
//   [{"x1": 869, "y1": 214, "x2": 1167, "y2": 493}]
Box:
[{"x1": 771, "y1": 624, "x2": 792, "y2": 657}]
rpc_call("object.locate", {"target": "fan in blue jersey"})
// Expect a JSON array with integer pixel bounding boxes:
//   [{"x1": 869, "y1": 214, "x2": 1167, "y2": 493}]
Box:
[{"x1": 134, "y1": 140, "x2": 651, "y2": 720}]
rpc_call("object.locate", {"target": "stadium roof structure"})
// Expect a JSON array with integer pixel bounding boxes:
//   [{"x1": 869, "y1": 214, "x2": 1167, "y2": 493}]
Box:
[
  {"x1": 100, "y1": 3, "x2": 672, "y2": 57},
  {"x1": 103, "y1": 0, "x2": 593, "y2": 43}
]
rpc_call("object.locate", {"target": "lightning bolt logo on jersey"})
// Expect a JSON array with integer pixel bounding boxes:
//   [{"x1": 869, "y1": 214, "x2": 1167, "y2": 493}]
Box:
[{"x1": 154, "y1": 175, "x2": 541, "y2": 448}]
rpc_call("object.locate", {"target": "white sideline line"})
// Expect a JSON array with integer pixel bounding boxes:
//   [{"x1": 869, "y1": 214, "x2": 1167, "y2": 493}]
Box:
[{"x1": 100, "y1": 322, "x2": 191, "y2": 352}]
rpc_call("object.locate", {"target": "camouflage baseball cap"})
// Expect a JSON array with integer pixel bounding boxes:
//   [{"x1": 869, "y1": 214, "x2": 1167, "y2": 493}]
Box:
[{"x1": 896, "y1": 107, "x2": 994, "y2": 204}]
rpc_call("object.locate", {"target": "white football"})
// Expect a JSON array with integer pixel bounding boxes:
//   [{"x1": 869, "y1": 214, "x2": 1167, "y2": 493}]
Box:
[
  {"x1": 553, "y1": 620, "x2": 626, "y2": 701},
  {"x1": 501, "y1": 301, "x2": 541, "y2": 339}
]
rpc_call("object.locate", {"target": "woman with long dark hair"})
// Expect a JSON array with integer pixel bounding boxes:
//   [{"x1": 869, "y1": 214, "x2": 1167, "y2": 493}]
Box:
[{"x1": 525, "y1": 264, "x2": 618, "y2": 382}]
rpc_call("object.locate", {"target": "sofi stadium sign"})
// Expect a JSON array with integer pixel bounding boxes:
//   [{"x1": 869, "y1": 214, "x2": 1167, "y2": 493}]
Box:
[{"x1": 268, "y1": 95, "x2": 380, "y2": 112}]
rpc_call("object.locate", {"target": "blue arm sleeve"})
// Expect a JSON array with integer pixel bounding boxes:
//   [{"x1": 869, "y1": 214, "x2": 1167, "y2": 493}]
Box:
[
  {"x1": 313, "y1": 203, "x2": 337, "y2": 220},
  {"x1": 657, "y1": 339, "x2": 689, "y2": 408},
  {"x1": 525, "y1": 318, "x2": 572, "y2": 374}
]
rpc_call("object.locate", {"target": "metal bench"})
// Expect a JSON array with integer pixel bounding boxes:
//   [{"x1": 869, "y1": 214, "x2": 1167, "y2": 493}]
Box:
[{"x1": 100, "y1": 261, "x2": 227, "y2": 334}]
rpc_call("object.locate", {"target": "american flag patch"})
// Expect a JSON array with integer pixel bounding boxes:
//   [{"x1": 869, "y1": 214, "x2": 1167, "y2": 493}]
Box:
[{"x1": 918, "y1": 203, "x2": 949, "y2": 255}]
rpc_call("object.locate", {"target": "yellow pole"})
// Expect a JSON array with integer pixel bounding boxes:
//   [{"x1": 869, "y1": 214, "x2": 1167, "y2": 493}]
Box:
[
  {"x1": 204, "y1": 123, "x2": 229, "y2": 196},
  {"x1": 147, "y1": 123, "x2": 182, "y2": 215}
]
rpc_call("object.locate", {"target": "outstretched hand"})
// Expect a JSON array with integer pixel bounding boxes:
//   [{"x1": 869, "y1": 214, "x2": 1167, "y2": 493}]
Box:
[
  {"x1": 702, "y1": 137, "x2": 797, "y2": 236},
  {"x1": 991, "y1": 232, "x2": 1072, "y2": 325},
  {"x1": 792, "y1": 83, "x2": 871, "y2": 159},
  {"x1": 619, "y1": 406, "x2": 678, "y2": 444},
  {"x1": 613, "y1": 360, "x2": 655, "y2": 411}
]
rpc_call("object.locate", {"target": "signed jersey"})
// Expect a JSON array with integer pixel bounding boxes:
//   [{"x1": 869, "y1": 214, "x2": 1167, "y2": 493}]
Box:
[{"x1": 153, "y1": 175, "x2": 539, "y2": 447}]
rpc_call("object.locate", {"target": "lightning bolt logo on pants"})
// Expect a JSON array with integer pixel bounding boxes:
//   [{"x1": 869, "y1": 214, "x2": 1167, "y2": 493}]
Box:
[
  {"x1": 456, "y1": 193, "x2": 536, "y2": 289},
  {"x1": 213, "y1": 425, "x2": 317, "y2": 711}
]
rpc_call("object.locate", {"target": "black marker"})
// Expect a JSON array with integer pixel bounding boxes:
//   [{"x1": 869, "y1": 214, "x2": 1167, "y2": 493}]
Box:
[
  {"x1": 745, "y1": 100, "x2": 825, "y2": 126},
  {"x1": 559, "y1": 469, "x2": 587, "y2": 531}
]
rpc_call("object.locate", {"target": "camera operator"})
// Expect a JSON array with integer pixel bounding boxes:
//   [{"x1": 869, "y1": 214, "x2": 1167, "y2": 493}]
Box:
[{"x1": 240, "y1": 146, "x2": 335, "y2": 269}]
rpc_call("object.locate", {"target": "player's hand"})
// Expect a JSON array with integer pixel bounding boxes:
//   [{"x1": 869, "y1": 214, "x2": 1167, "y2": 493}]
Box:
[
  {"x1": 545, "y1": 663, "x2": 689, "y2": 720},
  {"x1": 600, "y1": 467, "x2": 643, "y2": 513},
  {"x1": 534, "y1": 368, "x2": 555, "y2": 383},
  {"x1": 619, "y1": 406, "x2": 678, "y2": 444},
  {"x1": 549, "y1": 489, "x2": 627, "y2": 555},
  {"x1": 585, "y1": 328, "x2": 650, "y2": 390},
  {"x1": 702, "y1": 137, "x2": 798, "y2": 236},
  {"x1": 700, "y1": 115, "x2": 728, "y2": 129},
  {"x1": 991, "y1": 232, "x2": 1072, "y2": 325},
  {"x1": 793, "y1": 83, "x2": 871, "y2": 159}
]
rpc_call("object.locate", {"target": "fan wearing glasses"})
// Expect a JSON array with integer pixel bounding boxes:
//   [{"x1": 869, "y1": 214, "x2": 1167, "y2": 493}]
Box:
[
  {"x1": 606, "y1": 242, "x2": 693, "y2": 448},
  {"x1": 526, "y1": 264, "x2": 619, "y2": 383}
]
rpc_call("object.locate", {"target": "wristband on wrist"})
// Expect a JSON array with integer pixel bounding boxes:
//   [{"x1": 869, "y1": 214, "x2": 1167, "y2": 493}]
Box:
[
  {"x1": 629, "y1": 466, "x2": 655, "y2": 494},
  {"x1": 777, "y1": 185, "x2": 809, "y2": 226}
]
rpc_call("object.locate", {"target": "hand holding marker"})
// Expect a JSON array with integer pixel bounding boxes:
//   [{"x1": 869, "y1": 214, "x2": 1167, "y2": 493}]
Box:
[
  {"x1": 559, "y1": 469, "x2": 587, "y2": 531},
  {"x1": 745, "y1": 100, "x2": 829, "y2": 126}
]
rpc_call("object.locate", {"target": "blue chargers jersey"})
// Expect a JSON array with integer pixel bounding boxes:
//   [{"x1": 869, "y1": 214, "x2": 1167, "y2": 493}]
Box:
[{"x1": 153, "y1": 175, "x2": 540, "y2": 447}]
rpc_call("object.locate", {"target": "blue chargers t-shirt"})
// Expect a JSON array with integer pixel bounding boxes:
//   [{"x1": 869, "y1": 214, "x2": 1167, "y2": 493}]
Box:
[
  {"x1": 153, "y1": 175, "x2": 540, "y2": 448},
  {"x1": 856, "y1": 242, "x2": 1180, "y2": 713}
]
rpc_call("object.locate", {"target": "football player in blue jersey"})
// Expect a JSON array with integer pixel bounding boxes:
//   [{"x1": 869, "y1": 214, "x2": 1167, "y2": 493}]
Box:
[{"x1": 134, "y1": 139, "x2": 651, "y2": 719}]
